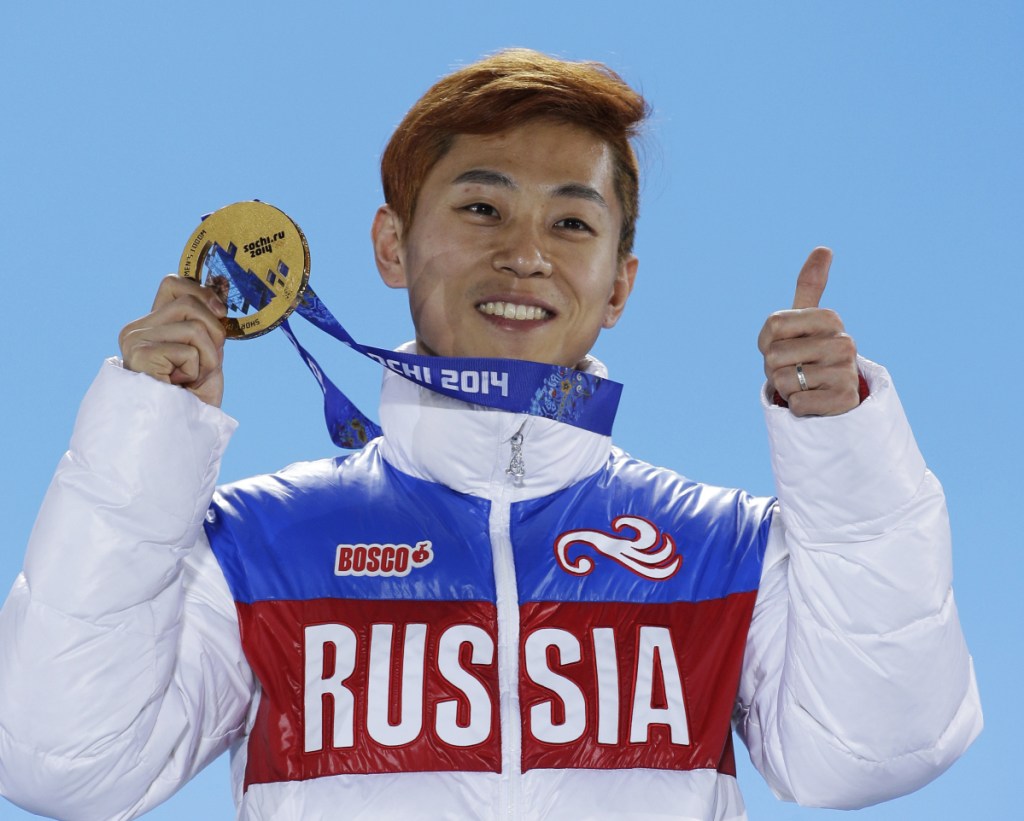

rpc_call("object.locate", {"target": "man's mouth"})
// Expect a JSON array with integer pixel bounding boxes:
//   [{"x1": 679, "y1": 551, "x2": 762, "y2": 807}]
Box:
[{"x1": 476, "y1": 301, "x2": 552, "y2": 321}]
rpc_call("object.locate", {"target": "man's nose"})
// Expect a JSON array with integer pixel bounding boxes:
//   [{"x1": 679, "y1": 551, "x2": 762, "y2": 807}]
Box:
[{"x1": 492, "y1": 221, "x2": 553, "y2": 278}]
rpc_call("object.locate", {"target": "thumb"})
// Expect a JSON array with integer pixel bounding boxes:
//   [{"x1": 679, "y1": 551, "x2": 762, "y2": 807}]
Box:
[{"x1": 792, "y1": 246, "x2": 833, "y2": 309}]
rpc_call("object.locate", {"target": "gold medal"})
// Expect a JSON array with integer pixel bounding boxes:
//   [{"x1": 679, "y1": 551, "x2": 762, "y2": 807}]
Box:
[{"x1": 178, "y1": 201, "x2": 310, "y2": 339}]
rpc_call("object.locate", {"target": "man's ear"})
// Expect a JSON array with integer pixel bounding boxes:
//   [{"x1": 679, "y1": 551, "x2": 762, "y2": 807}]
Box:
[
  {"x1": 372, "y1": 205, "x2": 407, "y2": 288},
  {"x1": 602, "y1": 254, "x2": 638, "y2": 328}
]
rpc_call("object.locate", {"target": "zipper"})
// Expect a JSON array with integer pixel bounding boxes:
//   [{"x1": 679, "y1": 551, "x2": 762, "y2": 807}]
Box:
[
  {"x1": 493, "y1": 423, "x2": 526, "y2": 818},
  {"x1": 506, "y1": 422, "x2": 526, "y2": 484}
]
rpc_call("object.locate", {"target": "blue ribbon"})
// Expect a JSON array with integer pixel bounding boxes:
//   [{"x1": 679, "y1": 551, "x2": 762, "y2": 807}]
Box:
[{"x1": 206, "y1": 243, "x2": 622, "y2": 447}]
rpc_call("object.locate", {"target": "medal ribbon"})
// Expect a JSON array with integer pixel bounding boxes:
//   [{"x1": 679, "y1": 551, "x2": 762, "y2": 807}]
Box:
[{"x1": 207, "y1": 243, "x2": 622, "y2": 448}]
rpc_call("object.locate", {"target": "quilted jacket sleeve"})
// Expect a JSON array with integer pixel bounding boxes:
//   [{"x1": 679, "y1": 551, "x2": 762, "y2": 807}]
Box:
[
  {"x1": 0, "y1": 360, "x2": 255, "y2": 821},
  {"x1": 734, "y1": 357, "x2": 982, "y2": 809}
]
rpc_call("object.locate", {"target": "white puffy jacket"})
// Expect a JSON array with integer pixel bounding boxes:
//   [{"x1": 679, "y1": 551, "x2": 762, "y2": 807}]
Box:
[{"x1": 0, "y1": 356, "x2": 981, "y2": 820}]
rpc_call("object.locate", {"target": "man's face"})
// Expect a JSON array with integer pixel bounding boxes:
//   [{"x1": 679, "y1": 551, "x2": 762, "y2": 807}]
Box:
[{"x1": 373, "y1": 119, "x2": 637, "y2": 367}]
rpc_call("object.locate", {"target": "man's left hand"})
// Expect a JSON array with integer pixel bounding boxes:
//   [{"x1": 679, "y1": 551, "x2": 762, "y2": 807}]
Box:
[{"x1": 757, "y1": 247, "x2": 861, "y2": 417}]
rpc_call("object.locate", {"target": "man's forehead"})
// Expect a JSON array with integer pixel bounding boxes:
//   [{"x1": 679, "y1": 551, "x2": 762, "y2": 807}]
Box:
[
  {"x1": 436, "y1": 124, "x2": 617, "y2": 199},
  {"x1": 445, "y1": 123, "x2": 612, "y2": 162}
]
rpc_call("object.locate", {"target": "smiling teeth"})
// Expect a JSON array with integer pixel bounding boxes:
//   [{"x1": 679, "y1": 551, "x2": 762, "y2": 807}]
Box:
[{"x1": 477, "y1": 301, "x2": 550, "y2": 320}]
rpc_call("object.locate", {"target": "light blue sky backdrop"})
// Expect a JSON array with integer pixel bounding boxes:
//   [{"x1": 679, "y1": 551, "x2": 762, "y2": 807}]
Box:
[{"x1": 1, "y1": 1, "x2": 1019, "y2": 818}]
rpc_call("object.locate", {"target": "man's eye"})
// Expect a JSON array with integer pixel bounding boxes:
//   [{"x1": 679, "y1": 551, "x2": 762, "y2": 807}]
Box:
[
  {"x1": 556, "y1": 217, "x2": 592, "y2": 232},
  {"x1": 464, "y1": 203, "x2": 498, "y2": 217}
]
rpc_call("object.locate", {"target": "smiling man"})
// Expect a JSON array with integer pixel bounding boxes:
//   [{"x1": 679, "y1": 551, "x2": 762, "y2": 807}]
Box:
[
  {"x1": 373, "y1": 120, "x2": 636, "y2": 367},
  {"x1": 0, "y1": 50, "x2": 980, "y2": 821}
]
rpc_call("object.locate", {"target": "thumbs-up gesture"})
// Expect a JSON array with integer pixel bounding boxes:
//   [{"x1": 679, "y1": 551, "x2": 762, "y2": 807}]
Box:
[{"x1": 757, "y1": 248, "x2": 861, "y2": 416}]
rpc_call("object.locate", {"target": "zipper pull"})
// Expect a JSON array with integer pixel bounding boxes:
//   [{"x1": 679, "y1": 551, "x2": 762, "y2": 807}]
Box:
[{"x1": 506, "y1": 425, "x2": 526, "y2": 483}]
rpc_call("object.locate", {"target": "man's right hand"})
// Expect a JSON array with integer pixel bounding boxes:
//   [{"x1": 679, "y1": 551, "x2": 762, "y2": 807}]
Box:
[{"x1": 118, "y1": 275, "x2": 228, "y2": 407}]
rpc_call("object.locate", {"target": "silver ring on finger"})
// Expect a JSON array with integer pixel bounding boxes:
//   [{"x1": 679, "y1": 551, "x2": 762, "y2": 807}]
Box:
[{"x1": 795, "y1": 363, "x2": 809, "y2": 391}]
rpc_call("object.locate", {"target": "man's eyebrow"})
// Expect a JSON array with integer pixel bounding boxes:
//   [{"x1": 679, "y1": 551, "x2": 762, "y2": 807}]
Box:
[
  {"x1": 451, "y1": 169, "x2": 517, "y2": 188},
  {"x1": 450, "y1": 170, "x2": 608, "y2": 209},
  {"x1": 553, "y1": 182, "x2": 608, "y2": 209}
]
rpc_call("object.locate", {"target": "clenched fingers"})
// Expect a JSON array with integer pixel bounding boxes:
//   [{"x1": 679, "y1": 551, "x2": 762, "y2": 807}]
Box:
[
  {"x1": 761, "y1": 331, "x2": 857, "y2": 380},
  {"x1": 119, "y1": 276, "x2": 228, "y2": 406},
  {"x1": 756, "y1": 307, "x2": 845, "y2": 355},
  {"x1": 769, "y1": 359, "x2": 861, "y2": 412},
  {"x1": 151, "y1": 273, "x2": 228, "y2": 315},
  {"x1": 759, "y1": 317, "x2": 860, "y2": 415},
  {"x1": 121, "y1": 319, "x2": 223, "y2": 380}
]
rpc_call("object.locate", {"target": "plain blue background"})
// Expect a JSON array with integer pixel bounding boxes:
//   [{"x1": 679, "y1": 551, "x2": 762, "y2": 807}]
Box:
[{"x1": 2, "y1": 2, "x2": 1019, "y2": 818}]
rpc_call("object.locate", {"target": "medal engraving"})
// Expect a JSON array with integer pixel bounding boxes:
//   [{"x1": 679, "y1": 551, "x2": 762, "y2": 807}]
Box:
[{"x1": 178, "y1": 201, "x2": 311, "y2": 339}]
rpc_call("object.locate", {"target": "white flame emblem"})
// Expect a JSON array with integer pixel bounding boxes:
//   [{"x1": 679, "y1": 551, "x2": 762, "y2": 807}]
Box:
[{"x1": 554, "y1": 515, "x2": 681, "y2": 580}]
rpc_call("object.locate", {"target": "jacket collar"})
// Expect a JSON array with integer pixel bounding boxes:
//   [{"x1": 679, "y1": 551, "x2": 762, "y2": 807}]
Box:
[{"x1": 376, "y1": 345, "x2": 614, "y2": 502}]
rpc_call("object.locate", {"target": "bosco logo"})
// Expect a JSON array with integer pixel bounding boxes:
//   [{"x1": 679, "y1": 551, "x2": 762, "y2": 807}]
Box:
[{"x1": 335, "y1": 540, "x2": 434, "y2": 577}]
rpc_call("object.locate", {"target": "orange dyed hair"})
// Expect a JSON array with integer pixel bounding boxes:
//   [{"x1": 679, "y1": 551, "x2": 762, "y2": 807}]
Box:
[{"x1": 380, "y1": 49, "x2": 650, "y2": 258}]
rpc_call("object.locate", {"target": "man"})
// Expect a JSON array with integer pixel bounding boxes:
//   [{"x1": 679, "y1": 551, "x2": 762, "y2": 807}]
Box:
[{"x1": 0, "y1": 50, "x2": 980, "y2": 820}]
